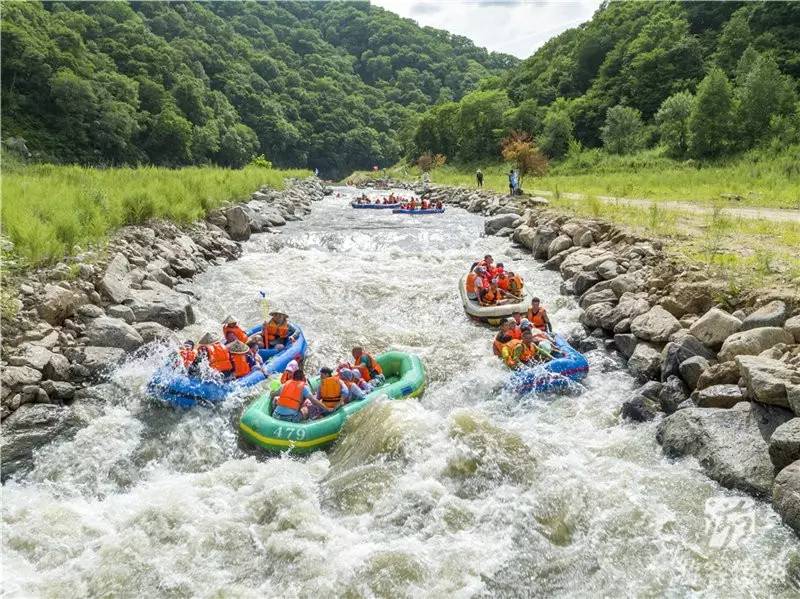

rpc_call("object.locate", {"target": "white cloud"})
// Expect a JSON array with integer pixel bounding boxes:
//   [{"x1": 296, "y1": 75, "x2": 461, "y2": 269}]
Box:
[{"x1": 372, "y1": 0, "x2": 603, "y2": 58}]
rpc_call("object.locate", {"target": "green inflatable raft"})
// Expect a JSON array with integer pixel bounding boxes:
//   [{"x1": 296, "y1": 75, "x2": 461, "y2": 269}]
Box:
[{"x1": 239, "y1": 351, "x2": 425, "y2": 454}]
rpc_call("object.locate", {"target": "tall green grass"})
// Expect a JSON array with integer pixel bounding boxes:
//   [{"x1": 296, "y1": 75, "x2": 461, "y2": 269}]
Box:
[
  {"x1": 380, "y1": 146, "x2": 800, "y2": 209},
  {"x1": 1, "y1": 164, "x2": 309, "y2": 266}
]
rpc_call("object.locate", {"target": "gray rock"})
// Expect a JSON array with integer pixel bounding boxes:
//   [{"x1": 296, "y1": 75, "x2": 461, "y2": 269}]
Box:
[
  {"x1": 81, "y1": 346, "x2": 127, "y2": 377},
  {"x1": 639, "y1": 380, "x2": 664, "y2": 400},
  {"x1": 43, "y1": 353, "x2": 71, "y2": 381},
  {"x1": 579, "y1": 288, "x2": 617, "y2": 309},
  {"x1": 596, "y1": 260, "x2": 618, "y2": 280},
  {"x1": 773, "y1": 460, "x2": 800, "y2": 534},
  {"x1": 40, "y1": 380, "x2": 75, "y2": 402},
  {"x1": 785, "y1": 315, "x2": 800, "y2": 343},
  {"x1": 628, "y1": 342, "x2": 662, "y2": 381},
  {"x1": 512, "y1": 225, "x2": 535, "y2": 250},
  {"x1": 769, "y1": 419, "x2": 800, "y2": 472},
  {"x1": 531, "y1": 227, "x2": 559, "y2": 259},
  {"x1": 98, "y1": 252, "x2": 132, "y2": 304},
  {"x1": 2, "y1": 365, "x2": 42, "y2": 391},
  {"x1": 559, "y1": 247, "x2": 615, "y2": 279},
  {"x1": 106, "y1": 304, "x2": 135, "y2": 324},
  {"x1": 659, "y1": 375, "x2": 689, "y2": 414},
  {"x1": 697, "y1": 361, "x2": 740, "y2": 390},
  {"x1": 580, "y1": 302, "x2": 615, "y2": 329},
  {"x1": 678, "y1": 356, "x2": 710, "y2": 390},
  {"x1": 736, "y1": 355, "x2": 800, "y2": 413},
  {"x1": 574, "y1": 272, "x2": 601, "y2": 296},
  {"x1": 621, "y1": 395, "x2": 659, "y2": 422},
  {"x1": 495, "y1": 227, "x2": 515, "y2": 238},
  {"x1": 609, "y1": 275, "x2": 640, "y2": 298},
  {"x1": 0, "y1": 404, "x2": 77, "y2": 480},
  {"x1": 631, "y1": 305, "x2": 682, "y2": 344},
  {"x1": 695, "y1": 384, "x2": 745, "y2": 409},
  {"x1": 718, "y1": 327, "x2": 794, "y2": 362},
  {"x1": 657, "y1": 402, "x2": 793, "y2": 496},
  {"x1": 8, "y1": 344, "x2": 54, "y2": 371},
  {"x1": 125, "y1": 287, "x2": 195, "y2": 329},
  {"x1": 660, "y1": 334, "x2": 717, "y2": 382},
  {"x1": 134, "y1": 321, "x2": 179, "y2": 344},
  {"x1": 614, "y1": 318, "x2": 632, "y2": 334},
  {"x1": 688, "y1": 308, "x2": 742, "y2": 350},
  {"x1": 85, "y1": 317, "x2": 144, "y2": 352},
  {"x1": 37, "y1": 284, "x2": 82, "y2": 325},
  {"x1": 206, "y1": 209, "x2": 227, "y2": 228},
  {"x1": 76, "y1": 304, "x2": 105, "y2": 319},
  {"x1": 547, "y1": 235, "x2": 572, "y2": 259},
  {"x1": 741, "y1": 300, "x2": 789, "y2": 331},
  {"x1": 614, "y1": 334, "x2": 638, "y2": 359},
  {"x1": 660, "y1": 280, "x2": 727, "y2": 319},
  {"x1": 224, "y1": 205, "x2": 251, "y2": 241},
  {"x1": 576, "y1": 230, "x2": 594, "y2": 247},
  {"x1": 484, "y1": 213, "x2": 520, "y2": 235}
]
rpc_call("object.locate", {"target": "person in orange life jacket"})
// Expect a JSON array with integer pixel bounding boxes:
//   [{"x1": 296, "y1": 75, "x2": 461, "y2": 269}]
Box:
[
  {"x1": 466, "y1": 265, "x2": 488, "y2": 301},
  {"x1": 193, "y1": 332, "x2": 233, "y2": 375},
  {"x1": 351, "y1": 347, "x2": 385, "y2": 385},
  {"x1": 179, "y1": 340, "x2": 196, "y2": 369},
  {"x1": 338, "y1": 369, "x2": 366, "y2": 402},
  {"x1": 477, "y1": 254, "x2": 494, "y2": 274},
  {"x1": 494, "y1": 262, "x2": 505, "y2": 278},
  {"x1": 527, "y1": 297, "x2": 552, "y2": 333},
  {"x1": 479, "y1": 282, "x2": 507, "y2": 306},
  {"x1": 501, "y1": 330, "x2": 539, "y2": 368},
  {"x1": 270, "y1": 369, "x2": 328, "y2": 422},
  {"x1": 222, "y1": 315, "x2": 248, "y2": 344},
  {"x1": 311, "y1": 367, "x2": 349, "y2": 418},
  {"x1": 421, "y1": 199, "x2": 430, "y2": 209},
  {"x1": 228, "y1": 340, "x2": 253, "y2": 379},
  {"x1": 507, "y1": 315, "x2": 523, "y2": 340},
  {"x1": 507, "y1": 271, "x2": 524, "y2": 295},
  {"x1": 492, "y1": 321, "x2": 516, "y2": 356},
  {"x1": 262, "y1": 310, "x2": 295, "y2": 350}
]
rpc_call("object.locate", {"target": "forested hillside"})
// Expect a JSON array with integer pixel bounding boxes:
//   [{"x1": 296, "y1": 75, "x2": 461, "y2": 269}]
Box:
[
  {"x1": 1, "y1": 1, "x2": 515, "y2": 176},
  {"x1": 411, "y1": 0, "x2": 800, "y2": 163}
]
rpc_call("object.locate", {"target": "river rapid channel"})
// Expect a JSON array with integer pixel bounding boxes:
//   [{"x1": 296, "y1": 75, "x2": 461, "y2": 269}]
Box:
[{"x1": 3, "y1": 186, "x2": 799, "y2": 598}]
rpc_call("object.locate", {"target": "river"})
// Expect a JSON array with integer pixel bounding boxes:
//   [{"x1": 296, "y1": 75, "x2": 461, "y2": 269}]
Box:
[{"x1": 3, "y1": 187, "x2": 798, "y2": 598}]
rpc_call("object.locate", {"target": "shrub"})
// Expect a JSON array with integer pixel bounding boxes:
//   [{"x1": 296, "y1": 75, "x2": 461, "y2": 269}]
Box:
[
  {"x1": 601, "y1": 105, "x2": 644, "y2": 155},
  {"x1": 656, "y1": 92, "x2": 693, "y2": 158}
]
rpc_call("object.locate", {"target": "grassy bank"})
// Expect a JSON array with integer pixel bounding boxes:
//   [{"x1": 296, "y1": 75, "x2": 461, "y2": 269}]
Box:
[
  {"x1": 1, "y1": 163, "x2": 309, "y2": 266},
  {"x1": 364, "y1": 147, "x2": 800, "y2": 209}
]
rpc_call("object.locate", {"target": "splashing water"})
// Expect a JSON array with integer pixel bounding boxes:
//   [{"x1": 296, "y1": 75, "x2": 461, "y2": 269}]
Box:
[{"x1": 3, "y1": 187, "x2": 799, "y2": 597}]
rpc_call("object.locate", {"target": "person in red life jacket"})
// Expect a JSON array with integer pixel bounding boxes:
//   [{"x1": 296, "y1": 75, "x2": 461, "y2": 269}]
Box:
[
  {"x1": 494, "y1": 262, "x2": 505, "y2": 278},
  {"x1": 492, "y1": 321, "x2": 515, "y2": 357},
  {"x1": 479, "y1": 281, "x2": 508, "y2": 306},
  {"x1": 478, "y1": 254, "x2": 494, "y2": 274},
  {"x1": 270, "y1": 369, "x2": 329, "y2": 422},
  {"x1": 228, "y1": 340, "x2": 252, "y2": 379},
  {"x1": 351, "y1": 346, "x2": 385, "y2": 386},
  {"x1": 179, "y1": 340, "x2": 196, "y2": 369},
  {"x1": 262, "y1": 310, "x2": 295, "y2": 350},
  {"x1": 527, "y1": 297, "x2": 553, "y2": 333},
  {"x1": 222, "y1": 316, "x2": 248, "y2": 345},
  {"x1": 194, "y1": 332, "x2": 233, "y2": 375},
  {"x1": 313, "y1": 367, "x2": 350, "y2": 417}
]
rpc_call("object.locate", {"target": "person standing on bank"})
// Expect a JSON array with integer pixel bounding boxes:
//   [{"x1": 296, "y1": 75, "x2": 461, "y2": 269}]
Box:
[{"x1": 476, "y1": 169, "x2": 484, "y2": 187}]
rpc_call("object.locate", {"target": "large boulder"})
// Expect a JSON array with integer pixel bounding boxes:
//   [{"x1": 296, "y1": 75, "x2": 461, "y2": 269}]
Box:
[
  {"x1": 609, "y1": 275, "x2": 640, "y2": 298},
  {"x1": 658, "y1": 375, "x2": 689, "y2": 414},
  {"x1": 133, "y1": 321, "x2": 179, "y2": 344},
  {"x1": 621, "y1": 394, "x2": 659, "y2": 422},
  {"x1": 614, "y1": 334, "x2": 638, "y2": 359},
  {"x1": 678, "y1": 356, "x2": 709, "y2": 390},
  {"x1": 559, "y1": 247, "x2": 615, "y2": 280},
  {"x1": 223, "y1": 205, "x2": 251, "y2": 241},
  {"x1": 688, "y1": 308, "x2": 742, "y2": 350},
  {"x1": 1, "y1": 366, "x2": 42, "y2": 398},
  {"x1": 735, "y1": 355, "x2": 800, "y2": 413},
  {"x1": 8, "y1": 343, "x2": 54, "y2": 371},
  {"x1": 628, "y1": 341, "x2": 662, "y2": 381},
  {"x1": 84, "y1": 317, "x2": 144, "y2": 352},
  {"x1": 631, "y1": 305, "x2": 681, "y2": 344},
  {"x1": 80, "y1": 346, "x2": 127, "y2": 378},
  {"x1": 37, "y1": 284, "x2": 82, "y2": 325},
  {"x1": 125, "y1": 287, "x2": 195, "y2": 329},
  {"x1": 785, "y1": 315, "x2": 800, "y2": 343},
  {"x1": 531, "y1": 227, "x2": 559, "y2": 259},
  {"x1": 660, "y1": 334, "x2": 717, "y2": 381},
  {"x1": 773, "y1": 460, "x2": 800, "y2": 534},
  {"x1": 43, "y1": 353, "x2": 70, "y2": 381},
  {"x1": 485, "y1": 213, "x2": 519, "y2": 235},
  {"x1": 697, "y1": 361, "x2": 740, "y2": 390},
  {"x1": 579, "y1": 288, "x2": 617, "y2": 309},
  {"x1": 741, "y1": 300, "x2": 788, "y2": 331},
  {"x1": 98, "y1": 252, "x2": 132, "y2": 304},
  {"x1": 657, "y1": 402, "x2": 793, "y2": 496},
  {"x1": 547, "y1": 235, "x2": 572, "y2": 259},
  {"x1": 660, "y1": 280, "x2": 728, "y2": 318},
  {"x1": 718, "y1": 327, "x2": 794, "y2": 362},
  {"x1": 573, "y1": 271, "x2": 601, "y2": 296},
  {"x1": 769, "y1": 419, "x2": 800, "y2": 472},
  {"x1": 512, "y1": 225, "x2": 536, "y2": 250},
  {"x1": 0, "y1": 403, "x2": 77, "y2": 479},
  {"x1": 695, "y1": 384, "x2": 745, "y2": 409},
  {"x1": 580, "y1": 302, "x2": 615, "y2": 330}
]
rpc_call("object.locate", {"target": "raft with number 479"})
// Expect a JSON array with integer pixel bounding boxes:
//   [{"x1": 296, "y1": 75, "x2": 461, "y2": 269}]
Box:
[{"x1": 239, "y1": 351, "x2": 425, "y2": 453}]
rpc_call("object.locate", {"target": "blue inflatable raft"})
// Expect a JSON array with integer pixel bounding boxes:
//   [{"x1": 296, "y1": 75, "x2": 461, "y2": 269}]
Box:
[
  {"x1": 351, "y1": 202, "x2": 401, "y2": 209},
  {"x1": 504, "y1": 334, "x2": 589, "y2": 394},
  {"x1": 392, "y1": 208, "x2": 445, "y2": 214},
  {"x1": 148, "y1": 324, "x2": 307, "y2": 408}
]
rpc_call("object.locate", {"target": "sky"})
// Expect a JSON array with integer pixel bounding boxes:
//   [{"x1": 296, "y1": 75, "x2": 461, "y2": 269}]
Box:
[{"x1": 372, "y1": 0, "x2": 603, "y2": 59}]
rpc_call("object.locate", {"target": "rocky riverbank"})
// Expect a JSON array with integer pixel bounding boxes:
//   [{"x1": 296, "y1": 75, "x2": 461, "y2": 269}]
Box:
[
  {"x1": 422, "y1": 182, "x2": 800, "y2": 537},
  {"x1": 0, "y1": 177, "x2": 328, "y2": 477}
]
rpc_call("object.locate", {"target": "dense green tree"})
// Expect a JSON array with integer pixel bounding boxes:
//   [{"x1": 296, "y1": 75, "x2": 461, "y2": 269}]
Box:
[
  {"x1": 539, "y1": 107, "x2": 574, "y2": 159},
  {"x1": 601, "y1": 105, "x2": 645, "y2": 154},
  {"x1": 735, "y1": 53, "x2": 797, "y2": 147},
  {"x1": 655, "y1": 91, "x2": 694, "y2": 157},
  {"x1": 456, "y1": 90, "x2": 511, "y2": 161},
  {"x1": 688, "y1": 68, "x2": 734, "y2": 158},
  {"x1": 713, "y1": 7, "x2": 753, "y2": 75}
]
